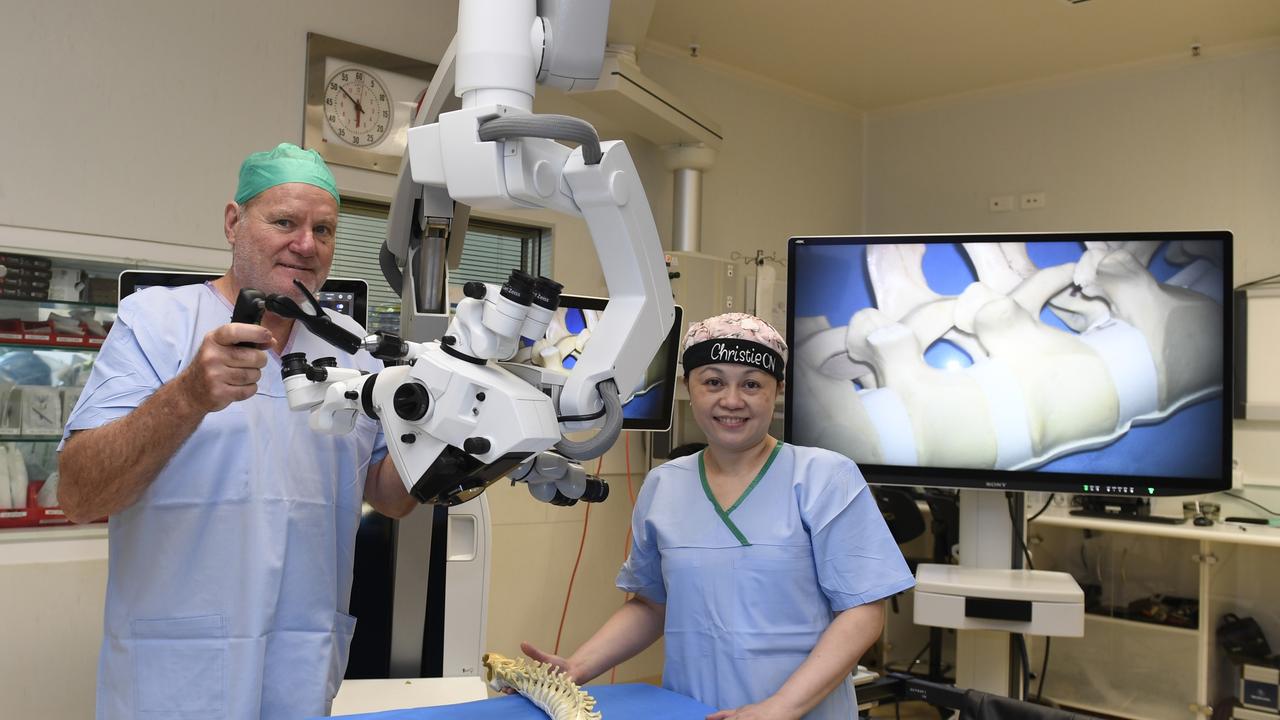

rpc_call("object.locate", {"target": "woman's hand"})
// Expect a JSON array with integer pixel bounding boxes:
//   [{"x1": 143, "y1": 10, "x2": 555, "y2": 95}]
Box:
[
  {"x1": 706, "y1": 697, "x2": 803, "y2": 720},
  {"x1": 519, "y1": 641, "x2": 577, "y2": 683}
]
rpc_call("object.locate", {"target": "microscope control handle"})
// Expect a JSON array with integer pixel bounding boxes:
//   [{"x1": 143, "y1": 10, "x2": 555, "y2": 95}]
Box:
[{"x1": 231, "y1": 289, "x2": 268, "y2": 348}]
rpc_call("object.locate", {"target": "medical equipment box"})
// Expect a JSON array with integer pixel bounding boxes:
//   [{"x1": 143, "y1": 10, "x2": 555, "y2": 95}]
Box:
[
  {"x1": 913, "y1": 564, "x2": 1085, "y2": 637},
  {"x1": 1240, "y1": 663, "x2": 1280, "y2": 713}
]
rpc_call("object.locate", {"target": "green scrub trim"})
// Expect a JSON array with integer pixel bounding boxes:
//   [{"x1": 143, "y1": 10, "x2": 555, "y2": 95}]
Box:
[{"x1": 698, "y1": 441, "x2": 783, "y2": 547}]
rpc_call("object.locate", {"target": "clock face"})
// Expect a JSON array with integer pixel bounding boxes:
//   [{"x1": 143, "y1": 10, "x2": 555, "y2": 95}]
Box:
[{"x1": 324, "y1": 66, "x2": 393, "y2": 148}]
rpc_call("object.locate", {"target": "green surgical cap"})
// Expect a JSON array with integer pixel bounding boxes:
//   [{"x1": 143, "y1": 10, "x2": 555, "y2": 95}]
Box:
[{"x1": 234, "y1": 143, "x2": 340, "y2": 206}]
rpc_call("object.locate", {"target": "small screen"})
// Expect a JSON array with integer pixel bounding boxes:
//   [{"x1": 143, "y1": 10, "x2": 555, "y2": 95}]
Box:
[{"x1": 517, "y1": 294, "x2": 682, "y2": 432}]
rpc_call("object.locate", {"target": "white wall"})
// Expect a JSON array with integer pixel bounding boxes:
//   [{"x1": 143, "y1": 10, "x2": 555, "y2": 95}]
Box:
[
  {"x1": 637, "y1": 47, "x2": 866, "y2": 262},
  {"x1": 0, "y1": 0, "x2": 456, "y2": 253},
  {"x1": 863, "y1": 41, "x2": 1280, "y2": 486}
]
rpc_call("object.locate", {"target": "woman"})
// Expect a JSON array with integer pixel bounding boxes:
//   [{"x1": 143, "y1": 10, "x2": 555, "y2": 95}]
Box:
[{"x1": 523, "y1": 313, "x2": 915, "y2": 719}]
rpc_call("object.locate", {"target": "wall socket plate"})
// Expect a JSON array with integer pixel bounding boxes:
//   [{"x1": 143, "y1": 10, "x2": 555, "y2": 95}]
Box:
[
  {"x1": 989, "y1": 195, "x2": 1015, "y2": 212},
  {"x1": 1020, "y1": 192, "x2": 1047, "y2": 210}
]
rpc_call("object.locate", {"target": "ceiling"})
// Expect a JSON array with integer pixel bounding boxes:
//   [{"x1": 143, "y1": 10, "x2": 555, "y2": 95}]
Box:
[{"x1": 629, "y1": 0, "x2": 1280, "y2": 111}]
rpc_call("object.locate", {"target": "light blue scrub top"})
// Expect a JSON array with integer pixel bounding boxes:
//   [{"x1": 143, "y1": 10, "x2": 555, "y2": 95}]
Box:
[
  {"x1": 59, "y1": 283, "x2": 387, "y2": 720},
  {"x1": 617, "y1": 443, "x2": 915, "y2": 719}
]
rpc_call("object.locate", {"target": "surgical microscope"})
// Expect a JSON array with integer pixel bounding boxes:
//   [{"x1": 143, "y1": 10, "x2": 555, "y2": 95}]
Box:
[{"x1": 233, "y1": 0, "x2": 675, "y2": 508}]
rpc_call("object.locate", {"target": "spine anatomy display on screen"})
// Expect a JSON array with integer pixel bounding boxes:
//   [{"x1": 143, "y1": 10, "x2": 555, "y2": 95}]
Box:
[{"x1": 792, "y1": 240, "x2": 1223, "y2": 471}]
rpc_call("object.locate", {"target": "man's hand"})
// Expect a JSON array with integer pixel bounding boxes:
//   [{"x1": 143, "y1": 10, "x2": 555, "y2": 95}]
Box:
[{"x1": 178, "y1": 323, "x2": 274, "y2": 413}]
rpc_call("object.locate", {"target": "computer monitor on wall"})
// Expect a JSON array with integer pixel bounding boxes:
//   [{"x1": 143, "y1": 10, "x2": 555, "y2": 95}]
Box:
[{"x1": 784, "y1": 231, "x2": 1232, "y2": 498}]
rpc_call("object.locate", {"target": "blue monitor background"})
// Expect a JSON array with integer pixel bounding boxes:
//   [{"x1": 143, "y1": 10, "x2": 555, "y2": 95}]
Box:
[
  {"x1": 541, "y1": 295, "x2": 682, "y2": 432},
  {"x1": 785, "y1": 232, "x2": 1232, "y2": 497}
]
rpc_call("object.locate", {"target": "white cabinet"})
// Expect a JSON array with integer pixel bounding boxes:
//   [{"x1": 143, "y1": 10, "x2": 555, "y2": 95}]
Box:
[{"x1": 1029, "y1": 511, "x2": 1280, "y2": 719}]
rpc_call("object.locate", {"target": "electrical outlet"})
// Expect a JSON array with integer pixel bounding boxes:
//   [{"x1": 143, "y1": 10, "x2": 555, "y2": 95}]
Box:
[
  {"x1": 989, "y1": 195, "x2": 1015, "y2": 213},
  {"x1": 1020, "y1": 192, "x2": 1047, "y2": 210}
]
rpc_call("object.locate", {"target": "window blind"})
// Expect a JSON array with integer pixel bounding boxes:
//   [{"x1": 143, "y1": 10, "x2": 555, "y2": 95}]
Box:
[
  {"x1": 332, "y1": 201, "x2": 398, "y2": 313},
  {"x1": 332, "y1": 201, "x2": 551, "y2": 334}
]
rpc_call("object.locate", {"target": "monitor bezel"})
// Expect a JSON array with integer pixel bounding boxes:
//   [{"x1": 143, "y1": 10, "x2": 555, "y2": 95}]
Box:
[
  {"x1": 118, "y1": 270, "x2": 369, "y2": 328},
  {"x1": 783, "y1": 230, "x2": 1234, "y2": 498},
  {"x1": 553, "y1": 293, "x2": 683, "y2": 433}
]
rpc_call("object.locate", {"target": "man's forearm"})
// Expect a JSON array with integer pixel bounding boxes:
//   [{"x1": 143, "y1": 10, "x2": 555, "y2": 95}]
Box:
[
  {"x1": 365, "y1": 456, "x2": 417, "y2": 518},
  {"x1": 58, "y1": 375, "x2": 207, "y2": 523}
]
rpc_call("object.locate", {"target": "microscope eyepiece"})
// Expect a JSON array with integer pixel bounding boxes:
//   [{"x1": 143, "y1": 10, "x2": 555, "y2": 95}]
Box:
[
  {"x1": 281, "y1": 352, "x2": 310, "y2": 379},
  {"x1": 531, "y1": 276, "x2": 563, "y2": 311},
  {"x1": 580, "y1": 478, "x2": 610, "y2": 504},
  {"x1": 499, "y1": 269, "x2": 535, "y2": 306},
  {"x1": 392, "y1": 383, "x2": 431, "y2": 422}
]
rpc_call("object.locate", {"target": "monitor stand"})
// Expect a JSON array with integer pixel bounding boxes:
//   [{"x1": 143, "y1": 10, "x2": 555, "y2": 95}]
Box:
[{"x1": 1068, "y1": 496, "x2": 1185, "y2": 525}]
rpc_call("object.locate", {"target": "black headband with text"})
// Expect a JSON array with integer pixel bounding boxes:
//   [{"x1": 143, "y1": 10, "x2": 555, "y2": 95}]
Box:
[{"x1": 682, "y1": 338, "x2": 785, "y2": 380}]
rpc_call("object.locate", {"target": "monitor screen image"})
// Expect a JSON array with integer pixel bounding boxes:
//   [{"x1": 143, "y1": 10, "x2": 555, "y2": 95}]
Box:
[
  {"x1": 119, "y1": 271, "x2": 369, "y2": 328},
  {"x1": 510, "y1": 294, "x2": 683, "y2": 432},
  {"x1": 784, "y1": 231, "x2": 1232, "y2": 497}
]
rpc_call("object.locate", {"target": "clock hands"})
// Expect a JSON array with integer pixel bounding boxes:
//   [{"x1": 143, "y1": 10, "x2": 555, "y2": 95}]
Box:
[{"x1": 340, "y1": 86, "x2": 365, "y2": 128}]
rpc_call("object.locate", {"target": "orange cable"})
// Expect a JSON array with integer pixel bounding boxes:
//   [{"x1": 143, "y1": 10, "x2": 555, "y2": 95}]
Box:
[
  {"x1": 611, "y1": 435, "x2": 638, "y2": 684},
  {"x1": 554, "y1": 455, "x2": 604, "y2": 655}
]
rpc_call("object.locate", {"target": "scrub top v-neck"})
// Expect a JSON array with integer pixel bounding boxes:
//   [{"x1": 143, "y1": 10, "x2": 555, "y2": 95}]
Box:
[
  {"x1": 697, "y1": 441, "x2": 782, "y2": 546},
  {"x1": 617, "y1": 443, "x2": 915, "y2": 719}
]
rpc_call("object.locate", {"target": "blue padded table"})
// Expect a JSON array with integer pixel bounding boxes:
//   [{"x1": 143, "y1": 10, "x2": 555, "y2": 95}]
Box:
[{"x1": 328, "y1": 683, "x2": 716, "y2": 719}]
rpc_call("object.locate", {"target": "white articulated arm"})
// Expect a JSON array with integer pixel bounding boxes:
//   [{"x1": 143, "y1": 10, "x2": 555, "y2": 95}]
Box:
[
  {"x1": 283, "y1": 0, "x2": 674, "y2": 505},
  {"x1": 558, "y1": 140, "x2": 673, "y2": 425}
]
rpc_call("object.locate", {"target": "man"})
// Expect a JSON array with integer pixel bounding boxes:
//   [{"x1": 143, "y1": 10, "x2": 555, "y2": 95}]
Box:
[{"x1": 58, "y1": 143, "x2": 416, "y2": 719}]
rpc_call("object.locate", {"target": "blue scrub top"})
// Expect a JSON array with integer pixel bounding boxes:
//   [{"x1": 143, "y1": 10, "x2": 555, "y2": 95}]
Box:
[
  {"x1": 60, "y1": 283, "x2": 387, "y2": 719},
  {"x1": 617, "y1": 443, "x2": 915, "y2": 719}
]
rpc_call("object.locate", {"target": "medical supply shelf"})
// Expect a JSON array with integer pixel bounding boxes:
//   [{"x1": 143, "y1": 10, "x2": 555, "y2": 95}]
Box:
[
  {"x1": 0, "y1": 296, "x2": 114, "y2": 528},
  {"x1": 1029, "y1": 508, "x2": 1280, "y2": 720}
]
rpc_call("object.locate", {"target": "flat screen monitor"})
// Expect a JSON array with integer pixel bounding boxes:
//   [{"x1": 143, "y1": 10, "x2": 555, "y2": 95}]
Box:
[
  {"x1": 784, "y1": 231, "x2": 1232, "y2": 497},
  {"x1": 118, "y1": 270, "x2": 369, "y2": 328},
  {"x1": 516, "y1": 294, "x2": 682, "y2": 432}
]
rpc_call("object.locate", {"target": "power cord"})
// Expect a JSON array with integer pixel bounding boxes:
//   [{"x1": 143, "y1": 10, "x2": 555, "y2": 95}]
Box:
[
  {"x1": 554, "y1": 455, "x2": 605, "y2": 655},
  {"x1": 1006, "y1": 493, "x2": 1035, "y2": 570},
  {"x1": 1013, "y1": 633, "x2": 1031, "y2": 700},
  {"x1": 1037, "y1": 637, "x2": 1051, "y2": 702},
  {"x1": 1222, "y1": 490, "x2": 1280, "y2": 516},
  {"x1": 1028, "y1": 493, "x2": 1056, "y2": 522}
]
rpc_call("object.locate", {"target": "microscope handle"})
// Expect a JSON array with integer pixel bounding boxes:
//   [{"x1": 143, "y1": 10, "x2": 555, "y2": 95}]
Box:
[{"x1": 231, "y1": 289, "x2": 268, "y2": 348}]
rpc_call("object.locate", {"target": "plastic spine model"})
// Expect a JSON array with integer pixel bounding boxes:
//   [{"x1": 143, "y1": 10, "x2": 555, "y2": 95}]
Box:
[{"x1": 482, "y1": 652, "x2": 602, "y2": 720}]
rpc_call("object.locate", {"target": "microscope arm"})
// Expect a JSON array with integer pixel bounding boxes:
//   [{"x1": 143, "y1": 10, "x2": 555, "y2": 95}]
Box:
[{"x1": 282, "y1": 0, "x2": 674, "y2": 505}]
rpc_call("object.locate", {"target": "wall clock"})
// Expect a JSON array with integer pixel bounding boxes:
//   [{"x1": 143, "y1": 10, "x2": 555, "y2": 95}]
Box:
[{"x1": 304, "y1": 34, "x2": 449, "y2": 174}]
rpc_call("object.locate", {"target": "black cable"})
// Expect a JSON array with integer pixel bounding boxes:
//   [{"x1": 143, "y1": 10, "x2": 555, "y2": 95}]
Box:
[
  {"x1": 1036, "y1": 637, "x2": 1051, "y2": 702},
  {"x1": 1236, "y1": 272, "x2": 1280, "y2": 290},
  {"x1": 1007, "y1": 493, "x2": 1035, "y2": 570},
  {"x1": 1223, "y1": 490, "x2": 1280, "y2": 516},
  {"x1": 1028, "y1": 493, "x2": 1056, "y2": 523},
  {"x1": 897, "y1": 639, "x2": 932, "y2": 674},
  {"x1": 1014, "y1": 633, "x2": 1031, "y2": 700}
]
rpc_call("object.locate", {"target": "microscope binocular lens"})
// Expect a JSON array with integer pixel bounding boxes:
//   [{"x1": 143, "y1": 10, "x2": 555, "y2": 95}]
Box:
[
  {"x1": 499, "y1": 269, "x2": 535, "y2": 306},
  {"x1": 530, "y1": 276, "x2": 564, "y2": 311},
  {"x1": 281, "y1": 352, "x2": 310, "y2": 378}
]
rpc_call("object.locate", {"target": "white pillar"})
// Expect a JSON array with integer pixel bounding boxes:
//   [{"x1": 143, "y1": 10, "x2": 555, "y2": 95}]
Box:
[{"x1": 663, "y1": 144, "x2": 717, "y2": 254}]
